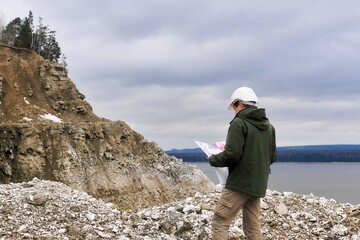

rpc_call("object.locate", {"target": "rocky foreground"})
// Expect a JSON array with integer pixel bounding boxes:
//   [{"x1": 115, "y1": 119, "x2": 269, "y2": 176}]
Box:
[{"x1": 0, "y1": 178, "x2": 359, "y2": 240}]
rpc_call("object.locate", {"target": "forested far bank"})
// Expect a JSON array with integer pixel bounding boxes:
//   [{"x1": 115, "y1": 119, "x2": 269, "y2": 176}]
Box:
[{"x1": 166, "y1": 145, "x2": 360, "y2": 162}]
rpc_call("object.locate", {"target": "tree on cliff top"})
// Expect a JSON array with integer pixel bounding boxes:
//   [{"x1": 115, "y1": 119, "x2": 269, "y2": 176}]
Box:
[
  {"x1": 0, "y1": 11, "x2": 61, "y2": 62},
  {"x1": 0, "y1": 17, "x2": 21, "y2": 46},
  {"x1": 0, "y1": 11, "x2": 5, "y2": 40},
  {"x1": 32, "y1": 17, "x2": 61, "y2": 62},
  {"x1": 14, "y1": 11, "x2": 33, "y2": 49}
]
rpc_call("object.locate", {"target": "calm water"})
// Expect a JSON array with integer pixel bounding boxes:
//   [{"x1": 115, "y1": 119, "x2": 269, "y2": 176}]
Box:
[{"x1": 193, "y1": 162, "x2": 360, "y2": 205}]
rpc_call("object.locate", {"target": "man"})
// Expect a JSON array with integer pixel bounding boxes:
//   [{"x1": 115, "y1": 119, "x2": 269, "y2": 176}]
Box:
[{"x1": 208, "y1": 87, "x2": 276, "y2": 240}]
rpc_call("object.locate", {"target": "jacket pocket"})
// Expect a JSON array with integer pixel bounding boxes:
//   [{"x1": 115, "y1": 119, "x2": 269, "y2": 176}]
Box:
[{"x1": 214, "y1": 198, "x2": 234, "y2": 219}]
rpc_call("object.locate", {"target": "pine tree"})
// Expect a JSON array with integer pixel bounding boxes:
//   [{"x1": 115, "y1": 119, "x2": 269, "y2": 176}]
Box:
[
  {"x1": 42, "y1": 30, "x2": 61, "y2": 61},
  {"x1": 14, "y1": 11, "x2": 33, "y2": 48},
  {"x1": 0, "y1": 17, "x2": 22, "y2": 46}
]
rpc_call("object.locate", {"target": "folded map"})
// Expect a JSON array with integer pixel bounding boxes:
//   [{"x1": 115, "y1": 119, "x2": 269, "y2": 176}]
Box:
[{"x1": 194, "y1": 140, "x2": 228, "y2": 186}]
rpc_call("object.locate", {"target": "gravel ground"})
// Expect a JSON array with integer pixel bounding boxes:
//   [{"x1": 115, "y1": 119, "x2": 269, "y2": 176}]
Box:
[{"x1": 0, "y1": 178, "x2": 359, "y2": 239}]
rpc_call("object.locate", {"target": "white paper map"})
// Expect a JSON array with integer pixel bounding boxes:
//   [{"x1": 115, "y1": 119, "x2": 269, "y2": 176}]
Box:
[{"x1": 194, "y1": 140, "x2": 229, "y2": 186}]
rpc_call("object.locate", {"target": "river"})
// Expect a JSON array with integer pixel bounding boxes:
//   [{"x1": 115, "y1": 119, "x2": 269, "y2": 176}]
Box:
[{"x1": 193, "y1": 162, "x2": 360, "y2": 205}]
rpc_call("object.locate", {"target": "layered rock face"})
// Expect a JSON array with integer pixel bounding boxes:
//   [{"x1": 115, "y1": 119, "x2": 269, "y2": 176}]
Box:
[{"x1": 0, "y1": 45, "x2": 214, "y2": 209}]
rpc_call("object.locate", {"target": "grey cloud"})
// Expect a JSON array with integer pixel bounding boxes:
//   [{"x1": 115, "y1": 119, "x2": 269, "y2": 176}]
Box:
[{"x1": 2, "y1": 0, "x2": 360, "y2": 149}]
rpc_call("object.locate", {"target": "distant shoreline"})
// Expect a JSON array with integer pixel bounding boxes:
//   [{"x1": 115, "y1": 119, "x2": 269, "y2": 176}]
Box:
[{"x1": 166, "y1": 144, "x2": 360, "y2": 162}]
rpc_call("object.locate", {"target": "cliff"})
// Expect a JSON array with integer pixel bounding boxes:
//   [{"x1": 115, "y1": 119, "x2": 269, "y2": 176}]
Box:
[{"x1": 0, "y1": 44, "x2": 214, "y2": 210}]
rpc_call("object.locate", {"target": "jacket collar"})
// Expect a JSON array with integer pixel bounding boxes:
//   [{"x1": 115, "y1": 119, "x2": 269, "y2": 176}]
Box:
[{"x1": 230, "y1": 106, "x2": 257, "y2": 123}]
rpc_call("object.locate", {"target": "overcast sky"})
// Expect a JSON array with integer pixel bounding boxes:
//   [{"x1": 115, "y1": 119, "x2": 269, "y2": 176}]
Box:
[{"x1": 1, "y1": 0, "x2": 360, "y2": 150}]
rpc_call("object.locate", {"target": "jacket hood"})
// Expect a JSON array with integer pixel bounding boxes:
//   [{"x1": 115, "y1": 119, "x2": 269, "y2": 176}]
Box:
[{"x1": 236, "y1": 106, "x2": 269, "y2": 130}]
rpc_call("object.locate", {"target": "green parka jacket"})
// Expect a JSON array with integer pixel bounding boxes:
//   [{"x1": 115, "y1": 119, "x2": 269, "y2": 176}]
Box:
[{"x1": 209, "y1": 106, "x2": 276, "y2": 198}]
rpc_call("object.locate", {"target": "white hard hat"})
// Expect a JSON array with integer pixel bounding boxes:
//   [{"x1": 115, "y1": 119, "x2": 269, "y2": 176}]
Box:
[{"x1": 228, "y1": 87, "x2": 258, "y2": 110}]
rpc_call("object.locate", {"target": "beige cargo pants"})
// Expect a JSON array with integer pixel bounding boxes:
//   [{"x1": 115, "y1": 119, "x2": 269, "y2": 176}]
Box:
[{"x1": 211, "y1": 188, "x2": 261, "y2": 240}]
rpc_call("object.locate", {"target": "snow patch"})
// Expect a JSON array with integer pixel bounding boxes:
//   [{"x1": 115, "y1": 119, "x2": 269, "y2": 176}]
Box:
[
  {"x1": 39, "y1": 113, "x2": 62, "y2": 123},
  {"x1": 23, "y1": 117, "x2": 32, "y2": 121},
  {"x1": 24, "y1": 97, "x2": 30, "y2": 104}
]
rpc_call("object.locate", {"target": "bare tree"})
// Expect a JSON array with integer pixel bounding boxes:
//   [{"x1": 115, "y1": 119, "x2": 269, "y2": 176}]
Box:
[{"x1": 0, "y1": 11, "x2": 6, "y2": 40}]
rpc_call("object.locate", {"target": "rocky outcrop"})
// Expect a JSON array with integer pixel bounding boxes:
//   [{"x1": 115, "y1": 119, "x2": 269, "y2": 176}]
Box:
[
  {"x1": 0, "y1": 44, "x2": 214, "y2": 210},
  {"x1": 0, "y1": 46, "x2": 96, "y2": 123},
  {"x1": 0, "y1": 178, "x2": 359, "y2": 239}
]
